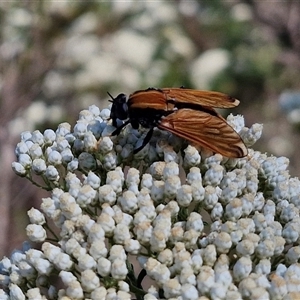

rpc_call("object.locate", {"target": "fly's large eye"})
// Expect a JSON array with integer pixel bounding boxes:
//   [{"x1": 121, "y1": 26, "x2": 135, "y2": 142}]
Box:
[
  {"x1": 118, "y1": 94, "x2": 127, "y2": 104},
  {"x1": 112, "y1": 94, "x2": 128, "y2": 120}
]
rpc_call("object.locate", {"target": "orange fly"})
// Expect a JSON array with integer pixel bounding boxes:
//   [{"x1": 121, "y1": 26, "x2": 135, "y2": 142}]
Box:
[{"x1": 108, "y1": 87, "x2": 248, "y2": 158}]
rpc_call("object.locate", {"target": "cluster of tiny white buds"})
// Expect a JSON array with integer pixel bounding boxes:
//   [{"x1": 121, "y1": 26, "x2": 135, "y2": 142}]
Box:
[
  {"x1": 226, "y1": 113, "x2": 245, "y2": 133},
  {"x1": 7, "y1": 104, "x2": 300, "y2": 299}
]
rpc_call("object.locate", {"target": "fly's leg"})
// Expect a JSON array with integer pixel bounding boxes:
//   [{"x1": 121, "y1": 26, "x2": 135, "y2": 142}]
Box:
[
  {"x1": 133, "y1": 128, "x2": 154, "y2": 153},
  {"x1": 111, "y1": 120, "x2": 130, "y2": 136}
]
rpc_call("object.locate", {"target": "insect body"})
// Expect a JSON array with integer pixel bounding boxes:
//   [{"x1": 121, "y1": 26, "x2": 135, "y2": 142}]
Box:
[{"x1": 109, "y1": 88, "x2": 248, "y2": 158}]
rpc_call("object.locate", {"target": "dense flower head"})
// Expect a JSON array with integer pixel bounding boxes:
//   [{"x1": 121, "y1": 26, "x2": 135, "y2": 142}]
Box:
[{"x1": 4, "y1": 103, "x2": 300, "y2": 299}]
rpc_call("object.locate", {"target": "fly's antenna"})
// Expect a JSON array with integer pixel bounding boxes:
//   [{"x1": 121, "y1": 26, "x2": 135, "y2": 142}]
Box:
[{"x1": 107, "y1": 91, "x2": 115, "y2": 103}]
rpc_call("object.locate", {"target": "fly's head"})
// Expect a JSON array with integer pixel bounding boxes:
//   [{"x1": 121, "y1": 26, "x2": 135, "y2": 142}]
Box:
[{"x1": 108, "y1": 92, "x2": 129, "y2": 127}]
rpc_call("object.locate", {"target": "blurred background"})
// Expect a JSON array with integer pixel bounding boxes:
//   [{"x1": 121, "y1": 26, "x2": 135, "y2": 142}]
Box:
[{"x1": 1, "y1": 0, "x2": 300, "y2": 256}]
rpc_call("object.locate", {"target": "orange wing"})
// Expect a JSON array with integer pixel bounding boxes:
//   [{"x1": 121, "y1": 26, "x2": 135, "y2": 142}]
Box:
[
  {"x1": 161, "y1": 88, "x2": 239, "y2": 108},
  {"x1": 128, "y1": 88, "x2": 240, "y2": 110},
  {"x1": 158, "y1": 108, "x2": 248, "y2": 158}
]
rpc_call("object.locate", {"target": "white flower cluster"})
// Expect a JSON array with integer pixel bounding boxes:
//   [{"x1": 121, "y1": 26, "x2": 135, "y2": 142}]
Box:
[{"x1": 3, "y1": 103, "x2": 300, "y2": 299}]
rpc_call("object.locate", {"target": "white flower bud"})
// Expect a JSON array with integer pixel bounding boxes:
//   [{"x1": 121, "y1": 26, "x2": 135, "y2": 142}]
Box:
[
  {"x1": 87, "y1": 105, "x2": 101, "y2": 117},
  {"x1": 141, "y1": 174, "x2": 153, "y2": 190},
  {"x1": 98, "y1": 136, "x2": 114, "y2": 153},
  {"x1": 225, "y1": 198, "x2": 243, "y2": 221},
  {"x1": 9, "y1": 283, "x2": 26, "y2": 300},
  {"x1": 163, "y1": 146, "x2": 179, "y2": 163},
  {"x1": 53, "y1": 252, "x2": 73, "y2": 270},
  {"x1": 220, "y1": 182, "x2": 238, "y2": 205},
  {"x1": 240, "y1": 123, "x2": 263, "y2": 147},
  {"x1": 63, "y1": 238, "x2": 85, "y2": 259},
  {"x1": 59, "y1": 270, "x2": 77, "y2": 285},
  {"x1": 106, "y1": 170, "x2": 123, "y2": 193},
  {"x1": 98, "y1": 184, "x2": 116, "y2": 205},
  {"x1": 240, "y1": 193, "x2": 254, "y2": 217},
  {"x1": 176, "y1": 185, "x2": 193, "y2": 207},
  {"x1": 144, "y1": 258, "x2": 170, "y2": 284},
  {"x1": 211, "y1": 203, "x2": 224, "y2": 220},
  {"x1": 65, "y1": 160, "x2": 78, "y2": 174},
  {"x1": 253, "y1": 212, "x2": 267, "y2": 233},
  {"x1": 268, "y1": 273, "x2": 287, "y2": 299},
  {"x1": 83, "y1": 131, "x2": 97, "y2": 151},
  {"x1": 186, "y1": 167, "x2": 202, "y2": 185},
  {"x1": 43, "y1": 129, "x2": 56, "y2": 144},
  {"x1": 118, "y1": 190, "x2": 138, "y2": 213},
  {"x1": 226, "y1": 114, "x2": 245, "y2": 132},
  {"x1": 203, "y1": 164, "x2": 224, "y2": 186},
  {"x1": 124, "y1": 239, "x2": 141, "y2": 254},
  {"x1": 113, "y1": 224, "x2": 131, "y2": 245},
  {"x1": 59, "y1": 192, "x2": 82, "y2": 220},
  {"x1": 100, "y1": 108, "x2": 110, "y2": 119},
  {"x1": 15, "y1": 141, "x2": 30, "y2": 156},
  {"x1": 149, "y1": 161, "x2": 166, "y2": 180},
  {"x1": 97, "y1": 212, "x2": 115, "y2": 236},
  {"x1": 18, "y1": 154, "x2": 32, "y2": 168},
  {"x1": 202, "y1": 244, "x2": 217, "y2": 267},
  {"x1": 151, "y1": 181, "x2": 165, "y2": 202},
  {"x1": 20, "y1": 131, "x2": 32, "y2": 142},
  {"x1": 47, "y1": 150, "x2": 62, "y2": 166},
  {"x1": 81, "y1": 269, "x2": 100, "y2": 292},
  {"x1": 31, "y1": 158, "x2": 47, "y2": 174},
  {"x1": 233, "y1": 257, "x2": 252, "y2": 281},
  {"x1": 214, "y1": 232, "x2": 232, "y2": 254},
  {"x1": 77, "y1": 253, "x2": 97, "y2": 271},
  {"x1": 103, "y1": 151, "x2": 118, "y2": 170},
  {"x1": 16, "y1": 259, "x2": 35, "y2": 280},
  {"x1": 255, "y1": 239, "x2": 275, "y2": 259},
  {"x1": 27, "y1": 208, "x2": 46, "y2": 225},
  {"x1": 78, "y1": 152, "x2": 97, "y2": 171},
  {"x1": 183, "y1": 145, "x2": 201, "y2": 168},
  {"x1": 31, "y1": 130, "x2": 44, "y2": 145},
  {"x1": 255, "y1": 259, "x2": 271, "y2": 275},
  {"x1": 61, "y1": 148, "x2": 74, "y2": 163},
  {"x1": 135, "y1": 221, "x2": 153, "y2": 244},
  {"x1": 210, "y1": 282, "x2": 227, "y2": 300},
  {"x1": 203, "y1": 186, "x2": 220, "y2": 209},
  {"x1": 196, "y1": 266, "x2": 215, "y2": 294},
  {"x1": 26, "y1": 224, "x2": 46, "y2": 242},
  {"x1": 254, "y1": 192, "x2": 265, "y2": 211},
  {"x1": 191, "y1": 182, "x2": 205, "y2": 203},
  {"x1": 163, "y1": 278, "x2": 181, "y2": 298},
  {"x1": 12, "y1": 162, "x2": 27, "y2": 176},
  {"x1": 156, "y1": 249, "x2": 173, "y2": 267},
  {"x1": 164, "y1": 175, "x2": 181, "y2": 199},
  {"x1": 65, "y1": 280, "x2": 84, "y2": 299},
  {"x1": 56, "y1": 123, "x2": 71, "y2": 137},
  {"x1": 77, "y1": 184, "x2": 97, "y2": 207},
  {"x1": 97, "y1": 257, "x2": 111, "y2": 277},
  {"x1": 28, "y1": 144, "x2": 43, "y2": 159},
  {"x1": 111, "y1": 258, "x2": 128, "y2": 280},
  {"x1": 90, "y1": 287, "x2": 108, "y2": 299},
  {"x1": 215, "y1": 269, "x2": 232, "y2": 288},
  {"x1": 26, "y1": 287, "x2": 43, "y2": 300},
  {"x1": 74, "y1": 121, "x2": 88, "y2": 138},
  {"x1": 45, "y1": 165, "x2": 59, "y2": 181},
  {"x1": 125, "y1": 168, "x2": 140, "y2": 186},
  {"x1": 185, "y1": 212, "x2": 203, "y2": 232},
  {"x1": 56, "y1": 139, "x2": 70, "y2": 152}
]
